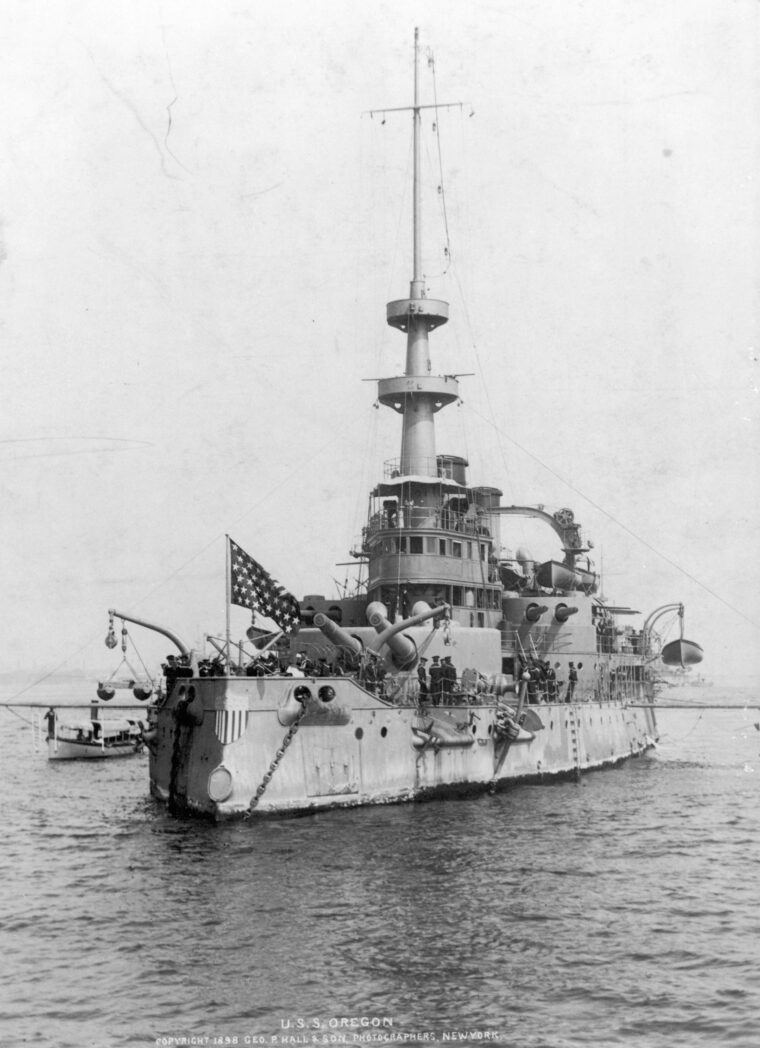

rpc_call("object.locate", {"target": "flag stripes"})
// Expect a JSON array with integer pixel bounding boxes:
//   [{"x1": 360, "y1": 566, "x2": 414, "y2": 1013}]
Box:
[{"x1": 228, "y1": 537, "x2": 300, "y2": 635}]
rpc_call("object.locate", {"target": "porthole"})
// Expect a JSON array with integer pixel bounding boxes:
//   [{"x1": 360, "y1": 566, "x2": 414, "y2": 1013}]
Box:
[
  {"x1": 208, "y1": 765, "x2": 233, "y2": 802},
  {"x1": 355, "y1": 727, "x2": 364, "y2": 740},
  {"x1": 380, "y1": 726, "x2": 388, "y2": 738}
]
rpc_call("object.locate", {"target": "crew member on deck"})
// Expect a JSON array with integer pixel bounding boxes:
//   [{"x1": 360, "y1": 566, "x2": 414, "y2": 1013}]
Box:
[
  {"x1": 417, "y1": 657, "x2": 429, "y2": 701},
  {"x1": 429, "y1": 655, "x2": 443, "y2": 705},
  {"x1": 565, "y1": 662, "x2": 578, "y2": 702},
  {"x1": 285, "y1": 654, "x2": 305, "y2": 678},
  {"x1": 534, "y1": 660, "x2": 547, "y2": 702},
  {"x1": 546, "y1": 663, "x2": 558, "y2": 701},
  {"x1": 364, "y1": 651, "x2": 380, "y2": 693},
  {"x1": 526, "y1": 659, "x2": 540, "y2": 704},
  {"x1": 442, "y1": 656, "x2": 457, "y2": 701}
]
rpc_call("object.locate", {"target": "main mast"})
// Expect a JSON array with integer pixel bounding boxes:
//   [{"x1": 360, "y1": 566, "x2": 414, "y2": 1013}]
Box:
[
  {"x1": 363, "y1": 29, "x2": 504, "y2": 630},
  {"x1": 377, "y1": 28, "x2": 459, "y2": 482}
]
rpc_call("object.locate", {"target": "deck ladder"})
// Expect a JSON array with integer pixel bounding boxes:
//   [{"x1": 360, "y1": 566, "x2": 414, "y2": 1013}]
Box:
[{"x1": 568, "y1": 706, "x2": 583, "y2": 781}]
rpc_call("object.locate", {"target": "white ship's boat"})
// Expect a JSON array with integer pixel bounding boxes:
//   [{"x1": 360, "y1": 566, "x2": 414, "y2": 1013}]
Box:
[
  {"x1": 535, "y1": 559, "x2": 598, "y2": 593},
  {"x1": 45, "y1": 705, "x2": 148, "y2": 761},
  {"x1": 105, "y1": 31, "x2": 701, "y2": 819}
]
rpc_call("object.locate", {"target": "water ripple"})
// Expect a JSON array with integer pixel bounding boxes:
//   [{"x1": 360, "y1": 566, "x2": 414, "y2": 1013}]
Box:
[{"x1": 1, "y1": 703, "x2": 759, "y2": 1046}]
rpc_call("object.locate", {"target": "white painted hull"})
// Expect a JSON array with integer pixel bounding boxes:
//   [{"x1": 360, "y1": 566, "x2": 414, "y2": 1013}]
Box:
[
  {"x1": 149, "y1": 675, "x2": 657, "y2": 819},
  {"x1": 47, "y1": 738, "x2": 143, "y2": 760}
]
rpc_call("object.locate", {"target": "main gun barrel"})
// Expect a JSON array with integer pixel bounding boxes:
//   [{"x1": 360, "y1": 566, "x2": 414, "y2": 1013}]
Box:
[
  {"x1": 312, "y1": 614, "x2": 364, "y2": 656},
  {"x1": 366, "y1": 601, "x2": 450, "y2": 669}
]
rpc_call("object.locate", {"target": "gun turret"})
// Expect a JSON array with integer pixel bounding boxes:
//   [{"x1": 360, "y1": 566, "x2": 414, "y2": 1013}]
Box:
[
  {"x1": 366, "y1": 601, "x2": 450, "y2": 670},
  {"x1": 525, "y1": 603, "x2": 549, "y2": 623},
  {"x1": 555, "y1": 603, "x2": 579, "y2": 623}
]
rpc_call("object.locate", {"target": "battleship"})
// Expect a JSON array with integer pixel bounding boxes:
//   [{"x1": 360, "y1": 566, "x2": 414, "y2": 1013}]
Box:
[{"x1": 108, "y1": 31, "x2": 700, "y2": 819}]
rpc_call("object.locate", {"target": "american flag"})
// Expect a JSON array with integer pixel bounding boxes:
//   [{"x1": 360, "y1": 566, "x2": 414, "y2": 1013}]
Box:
[{"x1": 228, "y1": 538, "x2": 301, "y2": 635}]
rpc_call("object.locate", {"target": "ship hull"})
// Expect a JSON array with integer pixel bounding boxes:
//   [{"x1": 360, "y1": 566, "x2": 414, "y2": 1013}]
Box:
[{"x1": 149, "y1": 675, "x2": 657, "y2": 819}]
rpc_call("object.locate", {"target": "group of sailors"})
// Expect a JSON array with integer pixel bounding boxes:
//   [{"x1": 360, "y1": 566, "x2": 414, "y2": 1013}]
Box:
[
  {"x1": 519, "y1": 655, "x2": 580, "y2": 704},
  {"x1": 166, "y1": 647, "x2": 584, "y2": 707},
  {"x1": 417, "y1": 654, "x2": 458, "y2": 705},
  {"x1": 185, "y1": 649, "x2": 343, "y2": 678},
  {"x1": 243, "y1": 650, "x2": 341, "y2": 678},
  {"x1": 379, "y1": 499, "x2": 491, "y2": 537},
  {"x1": 235, "y1": 644, "x2": 466, "y2": 705}
]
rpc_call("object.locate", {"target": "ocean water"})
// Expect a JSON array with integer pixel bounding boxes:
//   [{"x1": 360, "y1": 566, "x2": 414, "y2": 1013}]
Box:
[{"x1": 1, "y1": 681, "x2": 758, "y2": 1048}]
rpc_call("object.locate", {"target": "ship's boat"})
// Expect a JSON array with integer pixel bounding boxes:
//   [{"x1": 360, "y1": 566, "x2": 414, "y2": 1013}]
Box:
[
  {"x1": 104, "y1": 31, "x2": 702, "y2": 819},
  {"x1": 45, "y1": 704, "x2": 149, "y2": 761},
  {"x1": 535, "y1": 560, "x2": 598, "y2": 593},
  {"x1": 660, "y1": 639, "x2": 705, "y2": 667}
]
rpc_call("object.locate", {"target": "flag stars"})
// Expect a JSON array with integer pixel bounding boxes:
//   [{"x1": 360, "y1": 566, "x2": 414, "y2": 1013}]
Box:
[{"x1": 228, "y1": 538, "x2": 300, "y2": 635}]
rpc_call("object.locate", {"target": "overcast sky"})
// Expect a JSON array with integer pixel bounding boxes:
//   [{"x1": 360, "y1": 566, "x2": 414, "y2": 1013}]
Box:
[{"x1": 1, "y1": 0, "x2": 758, "y2": 683}]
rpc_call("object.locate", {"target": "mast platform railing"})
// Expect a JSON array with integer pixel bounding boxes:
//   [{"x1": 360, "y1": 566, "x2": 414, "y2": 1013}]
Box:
[
  {"x1": 383, "y1": 457, "x2": 466, "y2": 481},
  {"x1": 364, "y1": 507, "x2": 491, "y2": 540}
]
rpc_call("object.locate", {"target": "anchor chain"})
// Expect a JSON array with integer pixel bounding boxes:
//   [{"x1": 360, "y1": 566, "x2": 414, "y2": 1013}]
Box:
[
  {"x1": 247, "y1": 703, "x2": 308, "y2": 816},
  {"x1": 168, "y1": 694, "x2": 194, "y2": 814},
  {"x1": 167, "y1": 713, "x2": 186, "y2": 813}
]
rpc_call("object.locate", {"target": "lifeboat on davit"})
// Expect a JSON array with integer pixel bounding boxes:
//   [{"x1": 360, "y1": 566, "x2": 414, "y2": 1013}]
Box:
[
  {"x1": 661, "y1": 639, "x2": 704, "y2": 667},
  {"x1": 536, "y1": 560, "x2": 598, "y2": 592}
]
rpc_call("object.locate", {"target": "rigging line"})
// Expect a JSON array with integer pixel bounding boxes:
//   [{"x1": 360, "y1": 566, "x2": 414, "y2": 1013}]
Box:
[
  {"x1": 467, "y1": 401, "x2": 759, "y2": 632},
  {"x1": 678, "y1": 710, "x2": 705, "y2": 741},
  {"x1": 429, "y1": 50, "x2": 452, "y2": 272},
  {"x1": 360, "y1": 114, "x2": 382, "y2": 375},
  {"x1": 124, "y1": 630, "x2": 156, "y2": 682},
  {"x1": 6, "y1": 405, "x2": 373, "y2": 704},
  {"x1": 448, "y1": 264, "x2": 521, "y2": 524},
  {"x1": 353, "y1": 409, "x2": 381, "y2": 557},
  {"x1": 5, "y1": 634, "x2": 114, "y2": 704},
  {"x1": 384, "y1": 132, "x2": 414, "y2": 304},
  {"x1": 123, "y1": 401, "x2": 376, "y2": 609},
  {"x1": 3, "y1": 705, "x2": 36, "y2": 727}
]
